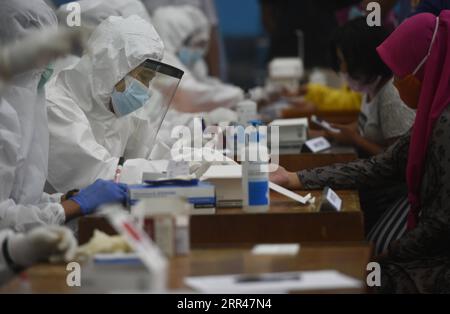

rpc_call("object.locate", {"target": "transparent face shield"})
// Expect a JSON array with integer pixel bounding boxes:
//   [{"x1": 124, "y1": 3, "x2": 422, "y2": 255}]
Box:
[{"x1": 114, "y1": 59, "x2": 184, "y2": 151}]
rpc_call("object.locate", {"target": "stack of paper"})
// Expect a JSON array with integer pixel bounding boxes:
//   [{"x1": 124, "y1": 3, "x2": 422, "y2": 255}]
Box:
[{"x1": 185, "y1": 270, "x2": 362, "y2": 294}]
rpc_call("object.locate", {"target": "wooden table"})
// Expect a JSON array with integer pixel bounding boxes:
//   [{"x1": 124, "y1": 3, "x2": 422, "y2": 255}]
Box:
[
  {"x1": 78, "y1": 190, "x2": 364, "y2": 246},
  {"x1": 281, "y1": 109, "x2": 360, "y2": 125},
  {"x1": 278, "y1": 146, "x2": 358, "y2": 172},
  {"x1": 1, "y1": 243, "x2": 372, "y2": 294}
]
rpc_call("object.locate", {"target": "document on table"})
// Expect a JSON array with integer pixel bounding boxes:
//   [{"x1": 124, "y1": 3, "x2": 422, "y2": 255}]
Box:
[
  {"x1": 185, "y1": 270, "x2": 362, "y2": 294},
  {"x1": 252, "y1": 244, "x2": 300, "y2": 255}
]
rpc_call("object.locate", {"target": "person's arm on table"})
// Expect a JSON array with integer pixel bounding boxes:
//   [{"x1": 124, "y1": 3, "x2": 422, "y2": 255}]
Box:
[
  {"x1": 270, "y1": 131, "x2": 410, "y2": 190},
  {"x1": 0, "y1": 226, "x2": 77, "y2": 286},
  {"x1": 326, "y1": 122, "x2": 385, "y2": 156},
  {"x1": 46, "y1": 98, "x2": 121, "y2": 192},
  {"x1": 0, "y1": 230, "x2": 16, "y2": 285}
]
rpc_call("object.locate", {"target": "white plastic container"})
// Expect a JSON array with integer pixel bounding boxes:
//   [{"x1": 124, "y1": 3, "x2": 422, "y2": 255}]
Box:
[
  {"x1": 241, "y1": 140, "x2": 270, "y2": 213},
  {"x1": 268, "y1": 58, "x2": 304, "y2": 94},
  {"x1": 236, "y1": 99, "x2": 258, "y2": 126}
]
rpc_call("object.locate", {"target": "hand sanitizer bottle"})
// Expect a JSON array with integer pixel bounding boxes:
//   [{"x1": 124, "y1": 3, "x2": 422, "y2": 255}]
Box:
[{"x1": 242, "y1": 122, "x2": 270, "y2": 213}]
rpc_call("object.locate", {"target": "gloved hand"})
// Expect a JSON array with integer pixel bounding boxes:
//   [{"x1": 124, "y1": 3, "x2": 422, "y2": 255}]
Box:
[
  {"x1": 70, "y1": 179, "x2": 129, "y2": 215},
  {"x1": 7, "y1": 226, "x2": 77, "y2": 268}
]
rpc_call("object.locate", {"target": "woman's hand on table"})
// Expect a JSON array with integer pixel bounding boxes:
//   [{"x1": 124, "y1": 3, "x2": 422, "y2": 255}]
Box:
[
  {"x1": 326, "y1": 123, "x2": 360, "y2": 145},
  {"x1": 269, "y1": 165, "x2": 302, "y2": 190}
]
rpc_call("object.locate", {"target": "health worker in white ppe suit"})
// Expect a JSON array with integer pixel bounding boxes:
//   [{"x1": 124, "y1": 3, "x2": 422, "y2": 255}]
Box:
[
  {"x1": 0, "y1": 0, "x2": 129, "y2": 233},
  {"x1": 0, "y1": 0, "x2": 128, "y2": 283},
  {"x1": 46, "y1": 15, "x2": 184, "y2": 193},
  {"x1": 152, "y1": 5, "x2": 244, "y2": 113},
  {"x1": 1, "y1": 97, "x2": 76, "y2": 285}
]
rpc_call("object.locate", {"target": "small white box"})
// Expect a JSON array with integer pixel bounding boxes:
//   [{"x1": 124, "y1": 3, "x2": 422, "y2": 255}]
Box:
[
  {"x1": 201, "y1": 165, "x2": 243, "y2": 208},
  {"x1": 129, "y1": 182, "x2": 216, "y2": 215},
  {"x1": 269, "y1": 118, "x2": 309, "y2": 152}
]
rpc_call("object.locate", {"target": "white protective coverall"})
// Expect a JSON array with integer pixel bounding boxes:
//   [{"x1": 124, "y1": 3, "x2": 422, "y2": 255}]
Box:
[
  {"x1": 0, "y1": 0, "x2": 66, "y2": 233},
  {"x1": 152, "y1": 5, "x2": 244, "y2": 113},
  {"x1": 46, "y1": 16, "x2": 168, "y2": 193}
]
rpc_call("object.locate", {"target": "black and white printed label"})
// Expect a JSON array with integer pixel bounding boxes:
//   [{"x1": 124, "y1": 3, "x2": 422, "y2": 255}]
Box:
[{"x1": 304, "y1": 137, "x2": 331, "y2": 153}]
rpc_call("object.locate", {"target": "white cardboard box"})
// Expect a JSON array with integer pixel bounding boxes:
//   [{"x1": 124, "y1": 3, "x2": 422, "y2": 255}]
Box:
[
  {"x1": 201, "y1": 165, "x2": 243, "y2": 208},
  {"x1": 269, "y1": 118, "x2": 308, "y2": 148}
]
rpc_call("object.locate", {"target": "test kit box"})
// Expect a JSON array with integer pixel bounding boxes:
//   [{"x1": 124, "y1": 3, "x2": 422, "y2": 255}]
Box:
[
  {"x1": 129, "y1": 182, "x2": 216, "y2": 215},
  {"x1": 269, "y1": 118, "x2": 308, "y2": 153},
  {"x1": 201, "y1": 165, "x2": 243, "y2": 208}
]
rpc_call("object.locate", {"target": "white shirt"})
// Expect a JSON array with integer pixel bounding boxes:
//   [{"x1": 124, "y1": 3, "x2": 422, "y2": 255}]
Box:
[{"x1": 358, "y1": 79, "x2": 416, "y2": 146}]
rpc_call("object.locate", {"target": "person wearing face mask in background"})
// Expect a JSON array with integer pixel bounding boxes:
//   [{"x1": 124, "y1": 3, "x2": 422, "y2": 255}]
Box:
[
  {"x1": 296, "y1": 17, "x2": 416, "y2": 248},
  {"x1": 270, "y1": 12, "x2": 450, "y2": 292},
  {"x1": 140, "y1": 0, "x2": 224, "y2": 80},
  {"x1": 152, "y1": 5, "x2": 244, "y2": 114},
  {"x1": 45, "y1": 15, "x2": 183, "y2": 194},
  {"x1": 148, "y1": 5, "x2": 243, "y2": 154},
  {"x1": 326, "y1": 17, "x2": 416, "y2": 158}
]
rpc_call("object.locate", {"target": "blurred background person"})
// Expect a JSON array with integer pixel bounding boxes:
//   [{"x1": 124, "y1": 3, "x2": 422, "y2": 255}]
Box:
[
  {"x1": 327, "y1": 17, "x2": 415, "y2": 157},
  {"x1": 152, "y1": 5, "x2": 244, "y2": 113},
  {"x1": 140, "y1": 0, "x2": 225, "y2": 80}
]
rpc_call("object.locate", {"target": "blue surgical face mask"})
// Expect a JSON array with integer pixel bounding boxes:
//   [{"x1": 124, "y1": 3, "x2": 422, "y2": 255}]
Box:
[
  {"x1": 111, "y1": 76, "x2": 151, "y2": 117},
  {"x1": 178, "y1": 47, "x2": 204, "y2": 68}
]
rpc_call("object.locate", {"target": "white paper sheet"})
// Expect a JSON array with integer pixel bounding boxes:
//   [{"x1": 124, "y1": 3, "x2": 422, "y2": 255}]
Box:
[
  {"x1": 252, "y1": 244, "x2": 300, "y2": 255},
  {"x1": 120, "y1": 159, "x2": 168, "y2": 184},
  {"x1": 185, "y1": 270, "x2": 362, "y2": 294},
  {"x1": 269, "y1": 182, "x2": 312, "y2": 204}
]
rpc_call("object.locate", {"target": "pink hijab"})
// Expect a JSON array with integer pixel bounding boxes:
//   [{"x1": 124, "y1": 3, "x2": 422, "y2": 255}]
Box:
[{"x1": 377, "y1": 11, "x2": 450, "y2": 230}]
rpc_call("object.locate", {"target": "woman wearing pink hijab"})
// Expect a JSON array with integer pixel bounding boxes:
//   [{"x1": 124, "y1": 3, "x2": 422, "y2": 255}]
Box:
[{"x1": 270, "y1": 10, "x2": 450, "y2": 292}]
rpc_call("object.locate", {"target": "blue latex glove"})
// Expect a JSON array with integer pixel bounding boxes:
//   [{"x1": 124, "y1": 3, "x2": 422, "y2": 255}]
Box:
[{"x1": 70, "y1": 179, "x2": 129, "y2": 215}]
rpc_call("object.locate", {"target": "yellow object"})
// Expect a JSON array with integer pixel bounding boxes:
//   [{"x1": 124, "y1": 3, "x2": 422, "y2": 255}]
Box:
[{"x1": 305, "y1": 83, "x2": 362, "y2": 111}]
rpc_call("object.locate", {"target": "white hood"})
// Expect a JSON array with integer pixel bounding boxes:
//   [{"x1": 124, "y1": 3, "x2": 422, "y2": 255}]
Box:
[
  {"x1": 57, "y1": 0, "x2": 152, "y2": 27},
  {"x1": 152, "y1": 5, "x2": 209, "y2": 54},
  {"x1": 52, "y1": 15, "x2": 164, "y2": 117}
]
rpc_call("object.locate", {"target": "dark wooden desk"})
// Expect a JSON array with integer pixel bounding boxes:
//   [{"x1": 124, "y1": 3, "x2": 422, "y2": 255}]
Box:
[
  {"x1": 278, "y1": 146, "x2": 358, "y2": 172},
  {"x1": 1, "y1": 243, "x2": 372, "y2": 294},
  {"x1": 78, "y1": 190, "x2": 364, "y2": 246},
  {"x1": 281, "y1": 108, "x2": 360, "y2": 125}
]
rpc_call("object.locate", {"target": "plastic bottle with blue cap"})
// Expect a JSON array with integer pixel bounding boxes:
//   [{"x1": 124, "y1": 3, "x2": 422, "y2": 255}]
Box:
[{"x1": 241, "y1": 120, "x2": 270, "y2": 213}]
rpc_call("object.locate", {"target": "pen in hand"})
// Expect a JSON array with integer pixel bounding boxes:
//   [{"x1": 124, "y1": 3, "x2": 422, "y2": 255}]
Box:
[{"x1": 114, "y1": 157, "x2": 125, "y2": 183}]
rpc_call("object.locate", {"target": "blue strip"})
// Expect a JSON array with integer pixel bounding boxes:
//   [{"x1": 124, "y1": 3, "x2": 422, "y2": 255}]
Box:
[{"x1": 248, "y1": 181, "x2": 269, "y2": 206}]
